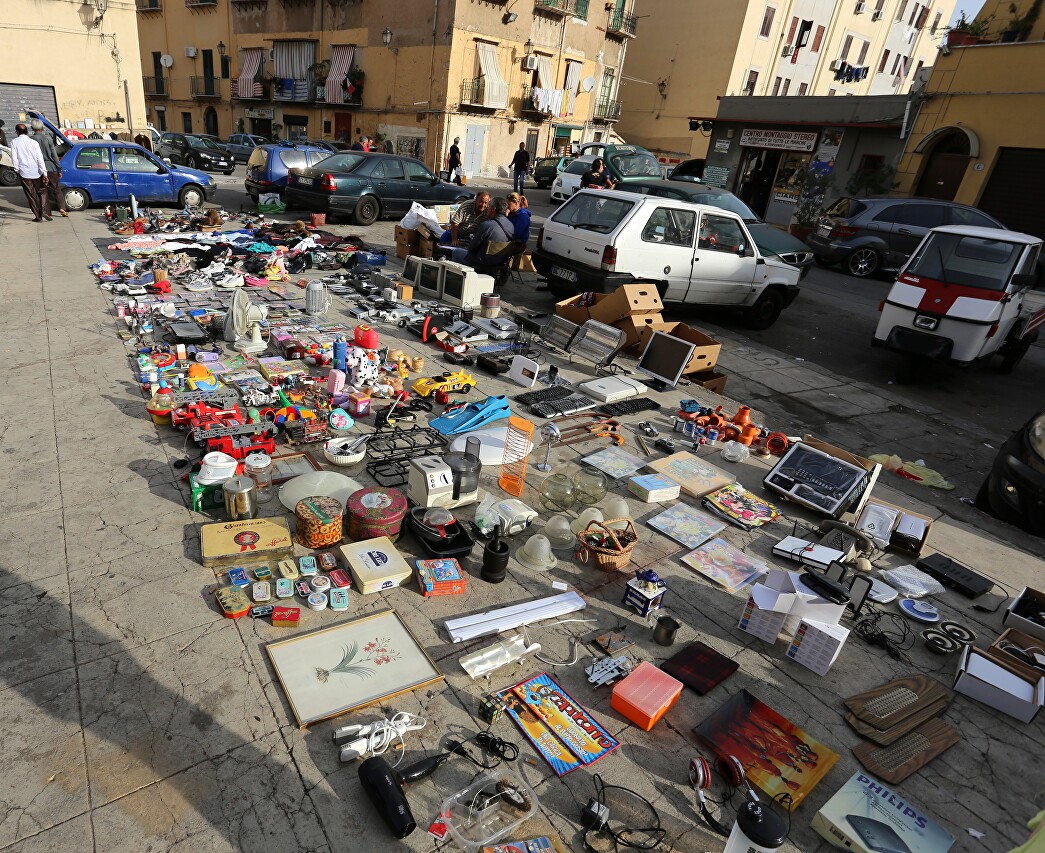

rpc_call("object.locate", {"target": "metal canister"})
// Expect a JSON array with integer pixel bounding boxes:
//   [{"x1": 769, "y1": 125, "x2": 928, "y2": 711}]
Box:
[
  {"x1": 479, "y1": 292, "x2": 501, "y2": 319},
  {"x1": 346, "y1": 487, "x2": 408, "y2": 542},
  {"x1": 295, "y1": 496, "x2": 345, "y2": 548},
  {"x1": 223, "y1": 476, "x2": 258, "y2": 521}
]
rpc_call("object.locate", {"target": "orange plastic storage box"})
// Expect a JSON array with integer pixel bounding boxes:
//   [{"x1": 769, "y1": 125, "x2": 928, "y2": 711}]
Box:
[{"x1": 611, "y1": 662, "x2": 684, "y2": 731}]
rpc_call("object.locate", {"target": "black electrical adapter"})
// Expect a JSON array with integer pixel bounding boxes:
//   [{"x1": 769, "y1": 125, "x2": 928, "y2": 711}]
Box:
[{"x1": 581, "y1": 798, "x2": 610, "y2": 831}]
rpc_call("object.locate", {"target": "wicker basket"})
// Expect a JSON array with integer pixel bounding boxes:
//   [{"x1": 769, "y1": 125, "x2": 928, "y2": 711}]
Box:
[{"x1": 576, "y1": 518, "x2": 637, "y2": 572}]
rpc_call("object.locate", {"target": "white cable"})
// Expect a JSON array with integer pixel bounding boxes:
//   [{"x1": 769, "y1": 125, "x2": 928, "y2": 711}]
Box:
[{"x1": 337, "y1": 712, "x2": 426, "y2": 766}]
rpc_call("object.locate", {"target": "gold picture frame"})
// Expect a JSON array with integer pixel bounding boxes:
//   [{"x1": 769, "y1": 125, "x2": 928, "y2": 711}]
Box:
[
  {"x1": 269, "y1": 451, "x2": 323, "y2": 485},
  {"x1": 265, "y1": 608, "x2": 444, "y2": 727}
]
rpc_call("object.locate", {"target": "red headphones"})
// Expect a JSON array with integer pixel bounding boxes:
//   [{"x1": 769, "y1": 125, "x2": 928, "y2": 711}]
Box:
[{"x1": 688, "y1": 753, "x2": 759, "y2": 837}]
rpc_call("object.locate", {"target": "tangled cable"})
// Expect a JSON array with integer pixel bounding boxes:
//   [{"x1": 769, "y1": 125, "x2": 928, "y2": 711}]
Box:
[
  {"x1": 582, "y1": 774, "x2": 665, "y2": 853},
  {"x1": 854, "y1": 605, "x2": 916, "y2": 662},
  {"x1": 357, "y1": 712, "x2": 427, "y2": 768},
  {"x1": 447, "y1": 730, "x2": 519, "y2": 769}
]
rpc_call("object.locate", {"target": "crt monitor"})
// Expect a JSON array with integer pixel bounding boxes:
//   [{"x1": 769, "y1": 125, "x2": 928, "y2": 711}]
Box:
[
  {"x1": 635, "y1": 331, "x2": 696, "y2": 391},
  {"x1": 415, "y1": 258, "x2": 443, "y2": 298},
  {"x1": 402, "y1": 255, "x2": 422, "y2": 284},
  {"x1": 440, "y1": 261, "x2": 493, "y2": 307}
]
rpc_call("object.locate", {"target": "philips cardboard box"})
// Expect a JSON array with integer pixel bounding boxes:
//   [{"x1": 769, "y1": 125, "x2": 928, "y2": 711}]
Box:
[{"x1": 812, "y1": 772, "x2": 954, "y2": 853}]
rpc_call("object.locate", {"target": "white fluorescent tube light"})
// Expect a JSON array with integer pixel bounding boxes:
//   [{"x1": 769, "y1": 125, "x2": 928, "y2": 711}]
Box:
[{"x1": 445, "y1": 592, "x2": 586, "y2": 643}]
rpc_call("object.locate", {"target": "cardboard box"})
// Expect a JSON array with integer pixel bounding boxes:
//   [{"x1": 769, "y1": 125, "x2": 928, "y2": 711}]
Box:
[
  {"x1": 613, "y1": 312, "x2": 663, "y2": 350},
  {"x1": 812, "y1": 772, "x2": 955, "y2": 853},
  {"x1": 589, "y1": 283, "x2": 664, "y2": 324},
  {"x1": 785, "y1": 618, "x2": 850, "y2": 675},
  {"x1": 395, "y1": 225, "x2": 420, "y2": 247},
  {"x1": 953, "y1": 645, "x2": 1044, "y2": 723},
  {"x1": 856, "y1": 497, "x2": 933, "y2": 556},
  {"x1": 635, "y1": 322, "x2": 722, "y2": 374},
  {"x1": 738, "y1": 569, "x2": 846, "y2": 646},
  {"x1": 396, "y1": 283, "x2": 414, "y2": 301},
  {"x1": 1004, "y1": 586, "x2": 1045, "y2": 643},
  {"x1": 430, "y1": 203, "x2": 456, "y2": 226},
  {"x1": 416, "y1": 236, "x2": 435, "y2": 259},
  {"x1": 395, "y1": 242, "x2": 410, "y2": 260},
  {"x1": 511, "y1": 251, "x2": 537, "y2": 272},
  {"x1": 991, "y1": 627, "x2": 1045, "y2": 681},
  {"x1": 555, "y1": 293, "x2": 607, "y2": 325},
  {"x1": 765, "y1": 436, "x2": 882, "y2": 520},
  {"x1": 687, "y1": 369, "x2": 728, "y2": 395}
]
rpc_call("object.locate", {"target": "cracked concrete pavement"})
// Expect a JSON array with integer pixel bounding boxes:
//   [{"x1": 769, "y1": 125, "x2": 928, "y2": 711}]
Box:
[{"x1": 0, "y1": 191, "x2": 1042, "y2": 853}]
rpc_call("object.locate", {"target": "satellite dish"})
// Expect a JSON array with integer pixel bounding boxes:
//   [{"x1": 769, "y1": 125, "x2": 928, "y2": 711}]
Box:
[
  {"x1": 160, "y1": 54, "x2": 174, "y2": 68},
  {"x1": 224, "y1": 289, "x2": 269, "y2": 353},
  {"x1": 580, "y1": 76, "x2": 597, "y2": 93}
]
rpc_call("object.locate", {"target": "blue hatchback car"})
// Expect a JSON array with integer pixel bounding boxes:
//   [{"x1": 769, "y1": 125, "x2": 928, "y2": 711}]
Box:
[
  {"x1": 59, "y1": 142, "x2": 216, "y2": 211},
  {"x1": 244, "y1": 142, "x2": 331, "y2": 202}
]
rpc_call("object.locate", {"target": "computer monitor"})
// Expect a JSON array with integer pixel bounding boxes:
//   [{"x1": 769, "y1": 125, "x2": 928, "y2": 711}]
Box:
[
  {"x1": 440, "y1": 261, "x2": 494, "y2": 307},
  {"x1": 401, "y1": 255, "x2": 422, "y2": 284},
  {"x1": 635, "y1": 331, "x2": 696, "y2": 391},
  {"x1": 415, "y1": 258, "x2": 443, "y2": 298}
]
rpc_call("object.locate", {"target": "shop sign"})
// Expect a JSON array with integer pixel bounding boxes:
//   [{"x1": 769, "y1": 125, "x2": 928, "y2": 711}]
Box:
[
  {"x1": 245, "y1": 109, "x2": 274, "y2": 119},
  {"x1": 714, "y1": 138, "x2": 730, "y2": 153},
  {"x1": 702, "y1": 165, "x2": 730, "y2": 188},
  {"x1": 739, "y1": 129, "x2": 817, "y2": 152}
]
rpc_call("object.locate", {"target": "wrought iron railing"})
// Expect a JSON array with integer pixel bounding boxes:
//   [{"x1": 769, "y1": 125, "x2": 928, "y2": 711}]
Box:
[
  {"x1": 594, "y1": 98, "x2": 622, "y2": 120},
  {"x1": 191, "y1": 76, "x2": 222, "y2": 98},
  {"x1": 143, "y1": 75, "x2": 170, "y2": 97},
  {"x1": 535, "y1": 0, "x2": 571, "y2": 15},
  {"x1": 231, "y1": 78, "x2": 268, "y2": 100},
  {"x1": 460, "y1": 78, "x2": 487, "y2": 106},
  {"x1": 607, "y1": 9, "x2": 637, "y2": 36},
  {"x1": 135, "y1": 0, "x2": 162, "y2": 11}
]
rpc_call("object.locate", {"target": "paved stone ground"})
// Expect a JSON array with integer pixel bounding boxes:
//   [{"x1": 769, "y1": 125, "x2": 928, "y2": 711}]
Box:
[{"x1": 0, "y1": 193, "x2": 1042, "y2": 853}]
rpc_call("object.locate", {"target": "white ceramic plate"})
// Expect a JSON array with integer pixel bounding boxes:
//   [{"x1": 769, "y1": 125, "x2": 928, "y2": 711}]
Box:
[{"x1": 278, "y1": 471, "x2": 363, "y2": 512}]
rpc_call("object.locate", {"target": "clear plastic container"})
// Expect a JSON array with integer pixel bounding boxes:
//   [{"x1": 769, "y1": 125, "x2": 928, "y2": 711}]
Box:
[
  {"x1": 438, "y1": 768, "x2": 539, "y2": 850},
  {"x1": 243, "y1": 453, "x2": 273, "y2": 503}
]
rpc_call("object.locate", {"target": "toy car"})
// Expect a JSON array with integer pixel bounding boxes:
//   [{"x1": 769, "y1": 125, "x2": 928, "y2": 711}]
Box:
[{"x1": 411, "y1": 369, "x2": 476, "y2": 398}]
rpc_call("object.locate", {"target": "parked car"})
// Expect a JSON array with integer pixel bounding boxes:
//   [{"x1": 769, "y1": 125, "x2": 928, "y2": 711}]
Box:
[
  {"x1": 244, "y1": 142, "x2": 331, "y2": 201},
  {"x1": 226, "y1": 133, "x2": 271, "y2": 163},
  {"x1": 533, "y1": 156, "x2": 573, "y2": 189},
  {"x1": 806, "y1": 196, "x2": 1006, "y2": 278},
  {"x1": 616, "y1": 179, "x2": 814, "y2": 276},
  {"x1": 550, "y1": 156, "x2": 597, "y2": 202},
  {"x1": 977, "y1": 406, "x2": 1045, "y2": 537},
  {"x1": 58, "y1": 142, "x2": 215, "y2": 210},
  {"x1": 195, "y1": 133, "x2": 225, "y2": 147},
  {"x1": 0, "y1": 144, "x2": 17, "y2": 186},
  {"x1": 532, "y1": 190, "x2": 801, "y2": 329},
  {"x1": 576, "y1": 142, "x2": 664, "y2": 183},
  {"x1": 308, "y1": 139, "x2": 352, "y2": 152},
  {"x1": 668, "y1": 158, "x2": 706, "y2": 183},
  {"x1": 157, "y1": 133, "x2": 234, "y2": 174},
  {"x1": 285, "y1": 152, "x2": 473, "y2": 225}
]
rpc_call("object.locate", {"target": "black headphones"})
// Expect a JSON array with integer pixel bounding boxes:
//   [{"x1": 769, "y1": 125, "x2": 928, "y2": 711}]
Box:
[{"x1": 688, "y1": 753, "x2": 759, "y2": 837}]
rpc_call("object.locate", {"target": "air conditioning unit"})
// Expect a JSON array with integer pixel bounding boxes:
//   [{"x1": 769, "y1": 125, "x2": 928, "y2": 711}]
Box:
[
  {"x1": 185, "y1": 46, "x2": 198, "y2": 58},
  {"x1": 268, "y1": 49, "x2": 275, "y2": 62},
  {"x1": 871, "y1": 9, "x2": 883, "y2": 20},
  {"x1": 829, "y1": 59, "x2": 844, "y2": 71},
  {"x1": 854, "y1": 0, "x2": 866, "y2": 12},
  {"x1": 781, "y1": 45, "x2": 795, "y2": 57},
  {"x1": 522, "y1": 56, "x2": 538, "y2": 71}
]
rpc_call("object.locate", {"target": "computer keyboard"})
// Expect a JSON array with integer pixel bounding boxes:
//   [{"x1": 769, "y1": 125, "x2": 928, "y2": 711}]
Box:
[
  {"x1": 599, "y1": 398, "x2": 662, "y2": 417},
  {"x1": 530, "y1": 395, "x2": 598, "y2": 419},
  {"x1": 516, "y1": 385, "x2": 574, "y2": 406}
]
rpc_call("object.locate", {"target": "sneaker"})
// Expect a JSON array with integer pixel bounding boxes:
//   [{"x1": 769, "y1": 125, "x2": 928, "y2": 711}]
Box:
[
  {"x1": 214, "y1": 272, "x2": 244, "y2": 289},
  {"x1": 183, "y1": 273, "x2": 213, "y2": 292},
  {"x1": 201, "y1": 261, "x2": 226, "y2": 276}
]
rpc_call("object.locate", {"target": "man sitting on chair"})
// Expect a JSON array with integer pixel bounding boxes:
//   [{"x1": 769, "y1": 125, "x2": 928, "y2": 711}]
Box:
[{"x1": 450, "y1": 197, "x2": 514, "y2": 271}]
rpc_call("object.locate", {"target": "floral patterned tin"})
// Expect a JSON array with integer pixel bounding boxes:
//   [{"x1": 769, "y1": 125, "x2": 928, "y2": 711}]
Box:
[{"x1": 346, "y1": 487, "x2": 408, "y2": 543}]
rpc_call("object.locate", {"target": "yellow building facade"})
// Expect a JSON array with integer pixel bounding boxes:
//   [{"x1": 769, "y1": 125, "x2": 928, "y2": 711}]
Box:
[
  {"x1": 135, "y1": 0, "x2": 635, "y2": 176},
  {"x1": 0, "y1": 0, "x2": 146, "y2": 136},
  {"x1": 893, "y1": 0, "x2": 1045, "y2": 239},
  {"x1": 617, "y1": 0, "x2": 955, "y2": 167}
]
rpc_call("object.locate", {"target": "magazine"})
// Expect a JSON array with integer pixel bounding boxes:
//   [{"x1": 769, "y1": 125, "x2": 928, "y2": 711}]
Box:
[
  {"x1": 681, "y1": 538, "x2": 768, "y2": 592},
  {"x1": 647, "y1": 504, "x2": 725, "y2": 549},
  {"x1": 702, "y1": 483, "x2": 780, "y2": 530}
]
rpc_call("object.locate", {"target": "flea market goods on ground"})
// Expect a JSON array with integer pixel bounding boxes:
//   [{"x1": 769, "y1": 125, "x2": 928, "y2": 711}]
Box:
[{"x1": 9, "y1": 198, "x2": 1044, "y2": 853}]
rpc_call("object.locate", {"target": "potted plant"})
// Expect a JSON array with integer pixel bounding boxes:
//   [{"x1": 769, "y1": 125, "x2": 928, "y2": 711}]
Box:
[
  {"x1": 308, "y1": 59, "x2": 330, "y2": 84},
  {"x1": 946, "y1": 10, "x2": 996, "y2": 46},
  {"x1": 788, "y1": 166, "x2": 835, "y2": 241},
  {"x1": 346, "y1": 66, "x2": 365, "y2": 103}
]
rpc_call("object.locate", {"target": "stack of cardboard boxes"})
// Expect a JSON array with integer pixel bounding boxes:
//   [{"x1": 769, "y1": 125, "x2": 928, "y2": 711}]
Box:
[
  {"x1": 555, "y1": 283, "x2": 728, "y2": 394},
  {"x1": 395, "y1": 225, "x2": 437, "y2": 260}
]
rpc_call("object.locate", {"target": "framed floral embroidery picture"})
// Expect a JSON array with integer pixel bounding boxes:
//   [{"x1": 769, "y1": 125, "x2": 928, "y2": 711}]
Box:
[{"x1": 265, "y1": 608, "x2": 444, "y2": 726}]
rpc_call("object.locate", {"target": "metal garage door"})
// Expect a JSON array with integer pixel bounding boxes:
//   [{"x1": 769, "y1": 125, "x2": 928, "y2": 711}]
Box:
[
  {"x1": 0, "y1": 82, "x2": 59, "y2": 138},
  {"x1": 978, "y1": 148, "x2": 1045, "y2": 240}
]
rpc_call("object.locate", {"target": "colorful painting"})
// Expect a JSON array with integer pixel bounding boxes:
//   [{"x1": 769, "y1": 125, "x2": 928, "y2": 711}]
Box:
[
  {"x1": 582, "y1": 447, "x2": 648, "y2": 480},
  {"x1": 681, "y1": 538, "x2": 769, "y2": 593},
  {"x1": 498, "y1": 673, "x2": 618, "y2": 776},
  {"x1": 694, "y1": 689, "x2": 839, "y2": 808},
  {"x1": 266, "y1": 608, "x2": 443, "y2": 726},
  {"x1": 702, "y1": 483, "x2": 780, "y2": 530},
  {"x1": 647, "y1": 503, "x2": 725, "y2": 549}
]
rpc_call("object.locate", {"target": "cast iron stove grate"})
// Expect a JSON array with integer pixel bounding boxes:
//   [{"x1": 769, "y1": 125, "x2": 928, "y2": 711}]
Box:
[{"x1": 364, "y1": 425, "x2": 448, "y2": 487}]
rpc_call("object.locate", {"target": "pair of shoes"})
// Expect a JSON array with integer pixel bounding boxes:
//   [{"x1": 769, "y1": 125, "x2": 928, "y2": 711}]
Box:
[
  {"x1": 32, "y1": 217, "x2": 43, "y2": 222},
  {"x1": 183, "y1": 273, "x2": 213, "y2": 292},
  {"x1": 60, "y1": 210, "x2": 69, "y2": 217},
  {"x1": 44, "y1": 216, "x2": 53, "y2": 221},
  {"x1": 214, "y1": 272, "x2": 244, "y2": 289}
]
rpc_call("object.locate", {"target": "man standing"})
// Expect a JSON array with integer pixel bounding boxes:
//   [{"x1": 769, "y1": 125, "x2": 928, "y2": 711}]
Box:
[
  {"x1": 31, "y1": 119, "x2": 67, "y2": 217},
  {"x1": 351, "y1": 135, "x2": 366, "y2": 151},
  {"x1": 446, "y1": 136, "x2": 463, "y2": 186},
  {"x1": 508, "y1": 142, "x2": 530, "y2": 194},
  {"x1": 10, "y1": 123, "x2": 50, "y2": 221},
  {"x1": 440, "y1": 191, "x2": 490, "y2": 247},
  {"x1": 580, "y1": 157, "x2": 616, "y2": 190},
  {"x1": 451, "y1": 197, "x2": 514, "y2": 268}
]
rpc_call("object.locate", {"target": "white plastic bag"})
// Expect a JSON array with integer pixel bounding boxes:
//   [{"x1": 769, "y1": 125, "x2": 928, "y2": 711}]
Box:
[{"x1": 400, "y1": 202, "x2": 442, "y2": 234}]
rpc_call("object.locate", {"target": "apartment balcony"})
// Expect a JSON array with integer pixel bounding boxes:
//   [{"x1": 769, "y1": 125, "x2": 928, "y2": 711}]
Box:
[
  {"x1": 191, "y1": 76, "x2": 223, "y2": 98},
  {"x1": 273, "y1": 78, "x2": 312, "y2": 102},
  {"x1": 593, "y1": 97, "x2": 622, "y2": 121},
  {"x1": 143, "y1": 75, "x2": 170, "y2": 98},
  {"x1": 520, "y1": 85, "x2": 555, "y2": 117},
  {"x1": 232, "y1": 79, "x2": 269, "y2": 100},
  {"x1": 460, "y1": 78, "x2": 494, "y2": 109},
  {"x1": 322, "y1": 89, "x2": 364, "y2": 108},
  {"x1": 606, "y1": 10, "x2": 637, "y2": 38},
  {"x1": 185, "y1": 0, "x2": 217, "y2": 7},
  {"x1": 535, "y1": 0, "x2": 572, "y2": 18},
  {"x1": 135, "y1": 0, "x2": 162, "y2": 11}
]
